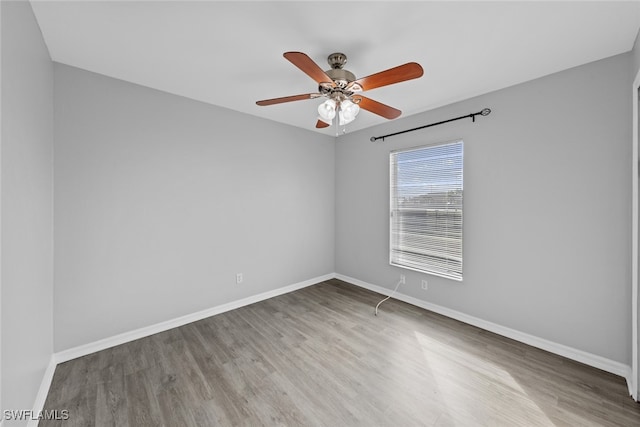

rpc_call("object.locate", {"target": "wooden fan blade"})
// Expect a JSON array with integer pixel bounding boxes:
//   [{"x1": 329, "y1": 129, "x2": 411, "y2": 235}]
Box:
[
  {"x1": 256, "y1": 93, "x2": 321, "y2": 106},
  {"x1": 283, "y1": 52, "x2": 335, "y2": 86},
  {"x1": 353, "y1": 95, "x2": 402, "y2": 120},
  {"x1": 349, "y1": 62, "x2": 423, "y2": 92},
  {"x1": 316, "y1": 119, "x2": 330, "y2": 128}
]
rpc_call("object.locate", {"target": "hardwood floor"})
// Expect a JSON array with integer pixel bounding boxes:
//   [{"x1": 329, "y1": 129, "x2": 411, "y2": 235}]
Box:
[{"x1": 41, "y1": 279, "x2": 640, "y2": 426}]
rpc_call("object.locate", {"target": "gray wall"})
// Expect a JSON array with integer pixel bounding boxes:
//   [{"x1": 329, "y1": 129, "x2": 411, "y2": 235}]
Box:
[
  {"x1": 1, "y1": 0, "x2": 54, "y2": 422},
  {"x1": 632, "y1": 27, "x2": 640, "y2": 399},
  {"x1": 632, "y1": 29, "x2": 640, "y2": 78},
  {"x1": 53, "y1": 64, "x2": 335, "y2": 351},
  {"x1": 336, "y1": 53, "x2": 632, "y2": 364}
]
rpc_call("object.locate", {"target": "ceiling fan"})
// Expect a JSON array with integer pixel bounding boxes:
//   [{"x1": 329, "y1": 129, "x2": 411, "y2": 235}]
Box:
[{"x1": 256, "y1": 52, "x2": 424, "y2": 129}]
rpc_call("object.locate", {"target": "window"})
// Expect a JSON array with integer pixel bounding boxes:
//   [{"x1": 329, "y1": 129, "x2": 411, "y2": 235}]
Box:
[{"x1": 390, "y1": 140, "x2": 463, "y2": 280}]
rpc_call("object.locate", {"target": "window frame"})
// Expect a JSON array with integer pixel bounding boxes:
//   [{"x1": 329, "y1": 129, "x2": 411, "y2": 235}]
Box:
[{"x1": 389, "y1": 139, "x2": 464, "y2": 281}]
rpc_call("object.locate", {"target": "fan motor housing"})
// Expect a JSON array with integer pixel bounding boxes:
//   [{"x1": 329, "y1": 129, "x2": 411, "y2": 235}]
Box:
[
  {"x1": 325, "y1": 68, "x2": 356, "y2": 86},
  {"x1": 323, "y1": 52, "x2": 356, "y2": 89}
]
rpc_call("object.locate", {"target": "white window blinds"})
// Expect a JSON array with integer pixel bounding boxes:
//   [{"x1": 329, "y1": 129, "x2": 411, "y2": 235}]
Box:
[{"x1": 390, "y1": 140, "x2": 463, "y2": 280}]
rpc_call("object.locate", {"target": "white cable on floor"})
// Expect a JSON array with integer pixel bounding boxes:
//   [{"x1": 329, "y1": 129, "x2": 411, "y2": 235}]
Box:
[{"x1": 374, "y1": 278, "x2": 403, "y2": 316}]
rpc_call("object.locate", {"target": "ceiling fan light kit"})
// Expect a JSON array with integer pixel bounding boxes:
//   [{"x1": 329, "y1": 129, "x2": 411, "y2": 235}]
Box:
[
  {"x1": 317, "y1": 98, "x2": 361, "y2": 126},
  {"x1": 256, "y1": 51, "x2": 424, "y2": 130}
]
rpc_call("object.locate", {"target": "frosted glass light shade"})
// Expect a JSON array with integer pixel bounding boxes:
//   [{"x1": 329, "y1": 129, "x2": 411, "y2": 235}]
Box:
[
  {"x1": 318, "y1": 99, "x2": 336, "y2": 122},
  {"x1": 341, "y1": 99, "x2": 360, "y2": 123}
]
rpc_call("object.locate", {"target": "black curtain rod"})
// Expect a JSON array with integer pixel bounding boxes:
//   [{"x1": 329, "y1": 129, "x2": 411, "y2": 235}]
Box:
[{"x1": 369, "y1": 108, "x2": 491, "y2": 142}]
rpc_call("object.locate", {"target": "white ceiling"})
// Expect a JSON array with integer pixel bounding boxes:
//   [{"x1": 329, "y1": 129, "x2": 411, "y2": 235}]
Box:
[{"x1": 30, "y1": 1, "x2": 640, "y2": 136}]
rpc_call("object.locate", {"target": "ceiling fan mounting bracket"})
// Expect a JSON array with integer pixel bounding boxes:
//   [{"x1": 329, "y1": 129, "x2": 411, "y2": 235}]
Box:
[{"x1": 327, "y1": 52, "x2": 347, "y2": 69}]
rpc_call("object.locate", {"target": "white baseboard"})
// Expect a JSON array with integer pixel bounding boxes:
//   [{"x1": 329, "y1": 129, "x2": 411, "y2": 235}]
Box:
[
  {"x1": 55, "y1": 273, "x2": 333, "y2": 364},
  {"x1": 335, "y1": 273, "x2": 633, "y2": 385},
  {"x1": 628, "y1": 374, "x2": 636, "y2": 400},
  {"x1": 26, "y1": 355, "x2": 57, "y2": 427}
]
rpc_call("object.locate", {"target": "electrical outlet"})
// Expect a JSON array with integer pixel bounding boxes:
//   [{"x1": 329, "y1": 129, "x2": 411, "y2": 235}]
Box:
[
  {"x1": 236, "y1": 273, "x2": 243, "y2": 284},
  {"x1": 400, "y1": 274, "x2": 406, "y2": 284},
  {"x1": 421, "y1": 279, "x2": 428, "y2": 290}
]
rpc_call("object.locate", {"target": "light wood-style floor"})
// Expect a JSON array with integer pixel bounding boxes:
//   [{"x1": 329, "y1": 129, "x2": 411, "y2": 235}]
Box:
[{"x1": 41, "y1": 279, "x2": 640, "y2": 426}]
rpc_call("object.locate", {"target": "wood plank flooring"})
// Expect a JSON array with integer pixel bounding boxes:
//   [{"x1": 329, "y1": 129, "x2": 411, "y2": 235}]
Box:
[{"x1": 41, "y1": 279, "x2": 640, "y2": 426}]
